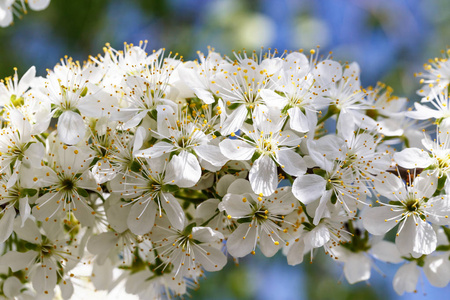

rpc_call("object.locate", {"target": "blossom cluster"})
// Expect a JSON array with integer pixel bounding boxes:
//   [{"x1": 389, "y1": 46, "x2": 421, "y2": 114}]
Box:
[
  {"x1": 0, "y1": 0, "x2": 50, "y2": 27},
  {"x1": 0, "y1": 42, "x2": 449, "y2": 299}
]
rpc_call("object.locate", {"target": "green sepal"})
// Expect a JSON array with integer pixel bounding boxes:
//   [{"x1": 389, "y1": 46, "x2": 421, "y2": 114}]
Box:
[
  {"x1": 228, "y1": 103, "x2": 240, "y2": 110},
  {"x1": 21, "y1": 189, "x2": 37, "y2": 198},
  {"x1": 251, "y1": 151, "x2": 262, "y2": 162},
  {"x1": 162, "y1": 184, "x2": 179, "y2": 193},
  {"x1": 330, "y1": 192, "x2": 337, "y2": 204},
  {"x1": 436, "y1": 245, "x2": 450, "y2": 252},
  {"x1": 313, "y1": 168, "x2": 326, "y2": 177},
  {"x1": 76, "y1": 187, "x2": 89, "y2": 198},
  {"x1": 130, "y1": 160, "x2": 142, "y2": 172}
]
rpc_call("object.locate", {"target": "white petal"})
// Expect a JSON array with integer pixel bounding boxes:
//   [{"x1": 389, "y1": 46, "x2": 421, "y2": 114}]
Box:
[
  {"x1": 127, "y1": 200, "x2": 157, "y2": 235},
  {"x1": 135, "y1": 141, "x2": 174, "y2": 158},
  {"x1": 220, "y1": 105, "x2": 248, "y2": 135},
  {"x1": 277, "y1": 150, "x2": 306, "y2": 176},
  {"x1": 370, "y1": 240, "x2": 403, "y2": 264},
  {"x1": 406, "y1": 103, "x2": 439, "y2": 120},
  {"x1": 17, "y1": 66, "x2": 36, "y2": 95},
  {"x1": 288, "y1": 107, "x2": 309, "y2": 132},
  {"x1": 396, "y1": 216, "x2": 436, "y2": 256},
  {"x1": 373, "y1": 172, "x2": 406, "y2": 201},
  {"x1": 423, "y1": 255, "x2": 450, "y2": 287},
  {"x1": 192, "y1": 226, "x2": 224, "y2": 243},
  {"x1": 165, "y1": 151, "x2": 201, "y2": 188},
  {"x1": 32, "y1": 192, "x2": 62, "y2": 222},
  {"x1": 28, "y1": 0, "x2": 50, "y2": 10},
  {"x1": 393, "y1": 148, "x2": 433, "y2": 169},
  {"x1": 413, "y1": 173, "x2": 437, "y2": 199},
  {"x1": 426, "y1": 195, "x2": 450, "y2": 225},
  {"x1": 23, "y1": 142, "x2": 45, "y2": 169},
  {"x1": 393, "y1": 263, "x2": 419, "y2": 295},
  {"x1": 193, "y1": 88, "x2": 215, "y2": 104},
  {"x1": 161, "y1": 193, "x2": 186, "y2": 231},
  {"x1": 3, "y1": 276, "x2": 22, "y2": 298},
  {"x1": 32, "y1": 259, "x2": 57, "y2": 296},
  {"x1": 73, "y1": 199, "x2": 95, "y2": 227},
  {"x1": 57, "y1": 111, "x2": 85, "y2": 145},
  {"x1": 226, "y1": 178, "x2": 254, "y2": 195},
  {"x1": 314, "y1": 60, "x2": 342, "y2": 85},
  {"x1": 344, "y1": 253, "x2": 371, "y2": 284},
  {"x1": 219, "y1": 139, "x2": 255, "y2": 160},
  {"x1": 249, "y1": 155, "x2": 278, "y2": 196},
  {"x1": 292, "y1": 174, "x2": 326, "y2": 205},
  {"x1": 226, "y1": 223, "x2": 257, "y2": 258},
  {"x1": 304, "y1": 224, "x2": 330, "y2": 248},
  {"x1": 222, "y1": 193, "x2": 253, "y2": 217},
  {"x1": 92, "y1": 260, "x2": 114, "y2": 290},
  {"x1": 195, "y1": 198, "x2": 221, "y2": 221},
  {"x1": 259, "y1": 89, "x2": 288, "y2": 109},
  {"x1": 0, "y1": 251, "x2": 37, "y2": 272},
  {"x1": 362, "y1": 206, "x2": 399, "y2": 235},
  {"x1": 193, "y1": 245, "x2": 227, "y2": 272},
  {"x1": 60, "y1": 278, "x2": 74, "y2": 300},
  {"x1": 216, "y1": 174, "x2": 237, "y2": 197},
  {"x1": 195, "y1": 144, "x2": 228, "y2": 167},
  {"x1": 122, "y1": 111, "x2": 147, "y2": 130},
  {"x1": 87, "y1": 232, "x2": 117, "y2": 256},
  {"x1": 259, "y1": 229, "x2": 280, "y2": 257},
  {"x1": 13, "y1": 218, "x2": 41, "y2": 244},
  {"x1": 313, "y1": 189, "x2": 332, "y2": 225},
  {"x1": 9, "y1": 109, "x2": 31, "y2": 137},
  {"x1": 0, "y1": 208, "x2": 15, "y2": 243},
  {"x1": 287, "y1": 239, "x2": 305, "y2": 266}
]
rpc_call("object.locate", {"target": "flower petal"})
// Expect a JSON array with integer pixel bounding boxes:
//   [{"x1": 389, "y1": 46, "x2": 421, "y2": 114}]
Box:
[
  {"x1": 57, "y1": 110, "x2": 85, "y2": 145},
  {"x1": 277, "y1": 150, "x2": 306, "y2": 176},
  {"x1": 344, "y1": 253, "x2": 371, "y2": 284},
  {"x1": 288, "y1": 107, "x2": 309, "y2": 133},
  {"x1": 161, "y1": 193, "x2": 186, "y2": 231},
  {"x1": 362, "y1": 206, "x2": 399, "y2": 235},
  {"x1": 393, "y1": 263, "x2": 419, "y2": 295},
  {"x1": 165, "y1": 151, "x2": 201, "y2": 188},
  {"x1": 195, "y1": 144, "x2": 229, "y2": 167},
  {"x1": 222, "y1": 193, "x2": 254, "y2": 217},
  {"x1": 396, "y1": 216, "x2": 437, "y2": 256},
  {"x1": 249, "y1": 155, "x2": 278, "y2": 196},
  {"x1": 0, "y1": 208, "x2": 15, "y2": 243},
  {"x1": 370, "y1": 240, "x2": 403, "y2": 263},
  {"x1": 393, "y1": 147, "x2": 434, "y2": 169},
  {"x1": 135, "y1": 141, "x2": 174, "y2": 158},
  {"x1": 292, "y1": 174, "x2": 326, "y2": 205},
  {"x1": 219, "y1": 139, "x2": 255, "y2": 160},
  {"x1": 127, "y1": 200, "x2": 157, "y2": 235},
  {"x1": 226, "y1": 223, "x2": 257, "y2": 258},
  {"x1": 193, "y1": 245, "x2": 227, "y2": 272}
]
